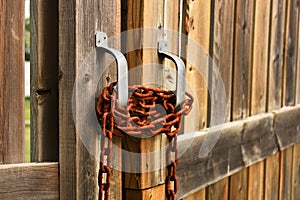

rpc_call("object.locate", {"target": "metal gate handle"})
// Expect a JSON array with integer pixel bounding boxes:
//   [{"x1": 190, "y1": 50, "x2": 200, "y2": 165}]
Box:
[
  {"x1": 158, "y1": 40, "x2": 186, "y2": 106},
  {"x1": 95, "y1": 32, "x2": 128, "y2": 107}
]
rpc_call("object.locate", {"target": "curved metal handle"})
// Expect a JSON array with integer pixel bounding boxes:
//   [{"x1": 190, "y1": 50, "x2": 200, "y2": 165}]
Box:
[
  {"x1": 158, "y1": 40, "x2": 186, "y2": 106},
  {"x1": 95, "y1": 32, "x2": 128, "y2": 107}
]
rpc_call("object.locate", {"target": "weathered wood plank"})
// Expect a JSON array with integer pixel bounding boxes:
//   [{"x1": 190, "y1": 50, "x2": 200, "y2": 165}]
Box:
[
  {"x1": 0, "y1": 0, "x2": 25, "y2": 164},
  {"x1": 274, "y1": 106, "x2": 300, "y2": 150},
  {"x1": 177, "y1": 113, "x2": 278, "y2": 198},
  {"x1": 58, "y1": 0, "x2": 77, "y2": 198},
  {"x1": 279, "y1": 147, "x2": 294, "y2": 200},
  {"x1": 183, "y1": 0, "x2": 211, "y2": 199},
  {"x1": 230, "y1": 0, "x2": 255, "y2": 198},
  {"x1": 125, "y1": 184, "x2": 166, "y2": 200},
  {"x1": 264, "y1": 1, "x2": 287, "y2": 199},
  {"x1": 0, "y1": 163, "x2": 59, "y2": 200},
  {"x1": 230, "y1": 169, "x2": 248, "y2": 200},
  {"x1": 292, "y1": 143, "x2": 300, "y2": 200},
  {"x1": 283, "y1": 0, "x2": 299, "y2": 106},
  {"x1": 297, "y1": 14, "x2": 300, "y2": 105},
  {"x1": 232, "y1": 0, "x2": 254, "y2": 121},
  {"x1": 30, "y1": 0, "x2": 59, "y2": 162},
  {"x1": 184, "y1": 0, "x2": 210, "y2": 132},
  {"x1": 267, "y1": 0, "x2": 287, "y2": 111},
  {"x1": 265, "y1": 153, "x2": 280, "y2": 200},
  {"x1": 124, "y1": 1, "x2": 168, "y2": 199},
  {"x1": 59, "y1": 0, "x2": 122, "y2": 199},
  {"x1": 207, "y1": 0, "x2": 235, "y2": 197},
  {"x1": 248, "y1": 0, "x2": 272, "y2": 199}
]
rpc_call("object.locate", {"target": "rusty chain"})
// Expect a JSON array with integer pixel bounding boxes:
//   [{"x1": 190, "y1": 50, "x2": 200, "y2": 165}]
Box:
[{"x1": 96, "y1": 82, "x2": 193, "y2": 200}]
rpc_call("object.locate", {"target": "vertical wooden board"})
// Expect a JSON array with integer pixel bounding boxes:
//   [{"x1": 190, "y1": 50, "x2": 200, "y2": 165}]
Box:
[
  {"x1": 207, "y1": 179, "x2": 228, "y2": 200},
  {"x1": 230, "y1": 0, "x2": 255, "y2": 199},
  {"x1": 283, "y1": 0, "x2": 299, "y2": 106},
  {"x1": 230, "y1": 169, "x2": 248, "y2": 200},
  {"x1": 231, "y1": 0, "x2": 254, "y2": 121},
  {"x1": 125, "y1": 184, "x2": 166, "y2": 200},
  {"x1": 279, "y1": 147, "x2": 294, "y2": 200},
  {"x1": 184, "y1": 0, "x2": 211, "y2": 133},
  {"x1": 0, "y1": 0, "x2": 25, "y2": 164},
  {"x1": 59, "y1": 0, "x2": 77, "y2": 198},
  {"x1": 248, "y1": 0, "x2": 271, "y2": 199},
  {"x1": 30, "y1": 0, "x2": 59, "y2": 162},
  {"x1": 211, "y1": 0, "x2": 235, "y2": 123},
  {"x1": 248, "y1": 162, "x2": 265, "y2": 200},
  {"x1": 265, "y1": 153, "x2": 280, "y2": 200},
  {"x1": 183, "y1": 189, "x2": 205, "y2": 200},
  {"x1": 207, "y1": 0, "x2": 235, "y2": 198},
  {"x1": 292, "y1": 143, "x2": 300, "y2": 200},
  {"x1": 182, "y1": 0, "x2": 211, "y2": 199},
  {"x1": 59, "y1": 0, "x2": 122, "y2": 199},
  {"x1": 124, "y1": 1, "x2": 168, "y2": 199},
  {"x1": 250, "y1": 0, "x2": 271, "y2": 115},
  {"x1": 264, "y1": 1, "x2": 287, "y2": 199},
  {"x1": 297, "y1": 13, "x2": 300, "y2": 105},
  {"x1": 267, "y1": 0, "x2": 287, "y2": 111}
]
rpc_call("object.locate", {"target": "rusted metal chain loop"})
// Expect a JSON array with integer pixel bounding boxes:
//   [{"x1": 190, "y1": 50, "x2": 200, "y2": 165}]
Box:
[{"x1": 96, "y1": 82, "x2": 193, "y2": 200}]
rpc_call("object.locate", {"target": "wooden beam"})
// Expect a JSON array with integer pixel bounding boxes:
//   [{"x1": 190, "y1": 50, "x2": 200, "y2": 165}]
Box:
[
  {"x1": 0, "y1": 0, "x2": 25, "y2": 164},
  {"x1": 274, "y1": 106, "x2": 300, "y2": 150},
  {"x1": 176, "y1": 105, "x2": 300, "y2": 199},
  {"x1": 30, "y1": 0, "x2": 59, "y2": 162},
  {"x1": 59, "y1": 0, "x2": 122, "y2": 199},
  {"x1": 0, "y1": 163, "x2": 59, "y2": 200}
]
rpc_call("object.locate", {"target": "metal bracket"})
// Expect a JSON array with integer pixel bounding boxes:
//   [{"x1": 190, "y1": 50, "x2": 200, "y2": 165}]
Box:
[
  {"x1": 95, "y1": 32, "x2": 128, "y2": 107},
  {"x1": 158, "y1": 40, "x2": 186, "y2": 106}
]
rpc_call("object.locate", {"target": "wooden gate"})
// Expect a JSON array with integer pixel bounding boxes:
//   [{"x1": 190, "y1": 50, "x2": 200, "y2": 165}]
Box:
[{"x1": 0, "y1": 0, "x2": 300, "y2": 199}]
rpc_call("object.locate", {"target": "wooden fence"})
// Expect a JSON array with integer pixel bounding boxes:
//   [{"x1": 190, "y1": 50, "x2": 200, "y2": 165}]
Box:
[{"x1": 0, "y1": 0, "x2": 300, "y2": 199}]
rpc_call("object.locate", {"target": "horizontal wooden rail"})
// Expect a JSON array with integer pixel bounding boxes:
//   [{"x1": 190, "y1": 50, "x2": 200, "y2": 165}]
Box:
[
  {"x1": 0, "y1": 162, "x2": 59, "y2": 200},
  {"x1": 177, "y1": 105, "x2": 300, "y2": 198}
]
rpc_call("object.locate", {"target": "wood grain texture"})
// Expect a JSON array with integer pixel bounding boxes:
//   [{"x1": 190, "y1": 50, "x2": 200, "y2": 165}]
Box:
[
  {"x1": 230, "y1": 169, "x2": 248, "y2": 200},
  {"x1": 182, "y1": 0, "x2": 211, "y2": 199},
  {"x1": 248, "y1": 0, "x2": 272, "y2": 199},
  {"x1": 267, "y1": 0, "x2": 287, "y2": 111},
  {"x1": 59, "y1": 0, "x2": 122, "y2": 199},
  {"x1": 279, "y1": 147, "x2": 294, "y2": 200},
  {"x1": 177, "y1": 113, "x2": 279, "y2": 198},
  {"x1": 211, "y1": 0, "x2": 235, "y2": 123},
  {"x1": 0, "y1": 0, "x2": 25, "y2": 164},
  {"x1": 297, "y1": 14, "x2": 300, "y2": 105},
  {"x1": 30, "y1": 0, "x2": 59, "y2": 162},
  {"x1": 292, "y1": 143, "x2": 300, "y2": 200},
  {"x1": 124, "y1": 1, "x2": 168, "y2": 198},
  {"x1": 125, "y1": 184, "x2": 166, "y2": 200},
  {"x1": 0, "y1": 163, "x2": 59, "y2": 200},
  {"x1": 184, "y1": 0, "x2": 211, "y2": 132},
  {"x1": 231, "y1": 0, "x2": 254, "y2": 121},
  {"x1": 264, "y1": 153, "x2": 280, "y2": 200},
  {"x1": 207, "y1": 0, "x2": 235, "y2": 198},
  {"x1": 251, "y1": 0, "x2": 271, "y2": 115},
  {"x1": 230, "y1": 0, "x2": 255, "y2": 198},
  {"x1": 283, "y1": 0, "x2": 299, "y2": 106},
  {"x1": 264, "y1": 1, "x2": 287, "y2": 198},
  {"x1": 274, "y1": 106, "x2": 300, "y2": 150}
]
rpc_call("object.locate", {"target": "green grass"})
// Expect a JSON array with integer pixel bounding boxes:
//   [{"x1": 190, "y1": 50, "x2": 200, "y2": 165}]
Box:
[{"x1": 25, "y1": 98, "x2": 30, "y2": 162}]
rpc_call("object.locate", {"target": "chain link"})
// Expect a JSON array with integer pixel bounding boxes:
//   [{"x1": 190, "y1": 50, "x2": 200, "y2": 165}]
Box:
[{"x1": 96, "y1": 82, "x2": 193, "y2": 200}]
